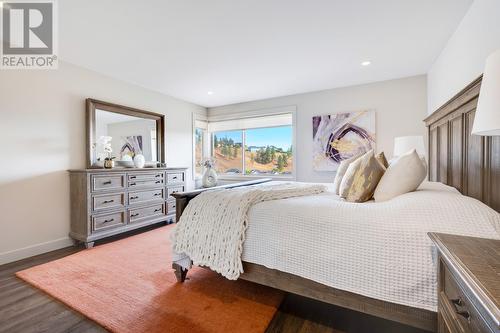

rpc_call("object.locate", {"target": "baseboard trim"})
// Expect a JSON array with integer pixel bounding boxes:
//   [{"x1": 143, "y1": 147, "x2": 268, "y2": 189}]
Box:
[{"x1": 0, "y1": 237, "x2": 74, "y2": 266}]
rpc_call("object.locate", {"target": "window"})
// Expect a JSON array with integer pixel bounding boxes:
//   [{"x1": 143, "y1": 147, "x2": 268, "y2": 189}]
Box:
[
  {"x1": 212, "y1": 130, "x2": 243, "y2": 174},
  {"x1": 193, "y1": 118, "x2": 208, "y2": 179},
  {"x1": 194, "y1": 128, "x2": 204, "y2": 177},
  {"x1": 244, "y1": 126, "x2": 292, "y2": 175},
  {"x1": 209, "y1": 113, "x2": 294, "y2": 177}
]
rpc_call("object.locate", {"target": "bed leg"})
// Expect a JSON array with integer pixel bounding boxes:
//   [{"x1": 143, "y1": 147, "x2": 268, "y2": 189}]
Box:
[{"x1": 172, "y1": 263, "x2": 188, "y2": 282}]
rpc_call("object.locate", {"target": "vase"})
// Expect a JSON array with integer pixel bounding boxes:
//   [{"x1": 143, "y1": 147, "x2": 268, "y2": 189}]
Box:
[
  {"x1": 104, "y1": 159, "x2": 114, "y2": 169},
  {"x1": 202, "y1": 167, "x2": 218, "y2": 188},
  {"x1": 134, "y1": 154, "x2": 145, "y2": 168}
]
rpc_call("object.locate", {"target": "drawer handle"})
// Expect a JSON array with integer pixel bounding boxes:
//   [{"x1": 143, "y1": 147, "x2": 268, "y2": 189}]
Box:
[
  {"x1": 172, "y1": 176, "x2": 178, "y2": 179},
  {"x1": 155, "y1": 174, "x2": 161, "y2": 178},
  {"x1": 130, "y1": 175, "x2": 137, "y2": 179},
  {"x1": 102, "y1": 199, "x2": 114, "y2": 204},
  {"x1": 130, "y1": 196, "x2": 139, "y2": 200},
  {"x1": 154, "y1": 208, "x2": 162, "y2": 212},
  {"x1": 154, "y1": 193, "x2": 162, "y2": 196},
  {"x1": 103, "y1": 181, "x2": 112, "y2": 185},
  {"x1": 456, "y1": 310, "x2": 470, "y2": 321},
  {"x1": 131, "y1": 213, "x2": 140, "y2": 217},
  {"x1": 451, "y1": 298, "x2": 471, "y2": 322},
  {"x1": 103, "y1": 218, "x2": 114, "y2": 223},
  {"x1": 155, "y1": 181, "x2": 161, "y2": 184},
  {"x1": 130, "y1": 182, "x2": 136, "y2": 186}
]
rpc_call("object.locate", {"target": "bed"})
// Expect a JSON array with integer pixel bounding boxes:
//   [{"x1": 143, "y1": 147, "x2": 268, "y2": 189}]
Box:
[{"x1": 171, "y1": 76, "x2": 500, "y2": 332}]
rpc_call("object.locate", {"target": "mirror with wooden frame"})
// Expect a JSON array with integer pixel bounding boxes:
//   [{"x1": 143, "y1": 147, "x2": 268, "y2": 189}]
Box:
[{"x1": 86, "y1": 99, "x2": 165, "y2": 168}]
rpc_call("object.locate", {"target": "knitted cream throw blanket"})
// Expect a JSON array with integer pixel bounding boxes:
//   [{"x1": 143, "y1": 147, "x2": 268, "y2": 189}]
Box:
[{"x1": 171, "y1": 182, "x2": 326, "y2": 280}]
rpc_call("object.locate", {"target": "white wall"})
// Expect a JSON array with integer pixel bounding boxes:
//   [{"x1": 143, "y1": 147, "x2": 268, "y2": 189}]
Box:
[
  {"x1": 0, "y1": 61, "x2": 206, "y2": 264},
  {"x1": 427, "y1": 0, "x2": 500, "y2": 113},
  {"x1": 209, "y1": 75, "x2": 427, "y2": 183}
]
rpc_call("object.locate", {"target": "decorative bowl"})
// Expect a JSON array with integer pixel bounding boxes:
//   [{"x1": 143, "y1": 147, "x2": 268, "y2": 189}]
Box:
[{"x1": 116, "y1": 160, "x2": 135, "y2": 168}]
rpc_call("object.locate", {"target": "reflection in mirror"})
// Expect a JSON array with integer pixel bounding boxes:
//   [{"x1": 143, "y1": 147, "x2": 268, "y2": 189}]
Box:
[{"x1": 94, "y1": 109, "x2": 158, "y2": 165}]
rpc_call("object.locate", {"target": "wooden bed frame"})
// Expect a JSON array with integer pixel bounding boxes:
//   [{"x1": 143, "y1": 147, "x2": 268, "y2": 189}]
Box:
[
  {"x1": 171, "y1": 76, "x2": 500, "y2": 333},
  {"x1": 424, "y1": 75, "x2": 500, "y2": 212}
]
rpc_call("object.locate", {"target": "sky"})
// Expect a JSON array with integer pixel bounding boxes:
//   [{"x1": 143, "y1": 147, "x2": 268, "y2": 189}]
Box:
[{"x1": 214, "y1": 126, "x2": 292, "y2": 150}]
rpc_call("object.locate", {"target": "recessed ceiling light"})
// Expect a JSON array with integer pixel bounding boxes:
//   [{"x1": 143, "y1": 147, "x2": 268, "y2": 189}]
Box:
[
  {"x1": 207, "y1": 91, "x2": 214, "y2": 95},
  {"x1": 361, "y1": 61, "x2": 371, "y2": 66}
]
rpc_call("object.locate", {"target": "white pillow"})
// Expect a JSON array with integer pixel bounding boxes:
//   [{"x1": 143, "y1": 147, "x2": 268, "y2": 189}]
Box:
[
  {"x1": 332, "y1": 153, "x2": 362, "y2": 195},
  {"x1": 374, "y1": 149, "x2": 426, "y2": 202}
]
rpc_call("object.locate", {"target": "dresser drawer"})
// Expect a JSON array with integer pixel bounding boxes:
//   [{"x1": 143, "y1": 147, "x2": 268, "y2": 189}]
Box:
[
  {"x1": 441, "y1": 263, "x2": 493, "y2": 333},
  {"x1": 92, "y1": 211, "x2": 126, "y2": 232},
  {"x1": 128, "y1": 178, "x2": 164, "y2": 189},
  {"x1": 167, "y1": 186, "x2": 184, "y2": 199},
  {"x1": 166, "y1": 172, "x2": 184, "y2": 184},
  {"x1": 91, "y1": 174, "x2": 126, "y2": 192},
  {"x1": 128, "y1": 188, "x2": 165, "y2": 205},
  {"x1": 91, "y1": 192, "x2": 125, "y2": 212},
  {"x1": 128, "y1": 172, "x2": 164, "y2": 182},
  {"x1": 128, "y1": 203, "x2": 166, "y2": 223},
  {"x1": 167, "y1": 200, "x2": 176, "y2": 215}
]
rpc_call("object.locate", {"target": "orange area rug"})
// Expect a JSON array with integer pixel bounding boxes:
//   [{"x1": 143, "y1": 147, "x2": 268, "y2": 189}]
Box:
[{"x1": 16, "y1": 225, "x2": 284, "y2": 333}]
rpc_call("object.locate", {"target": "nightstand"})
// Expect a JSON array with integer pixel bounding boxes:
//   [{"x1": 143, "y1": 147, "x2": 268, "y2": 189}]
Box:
[{"x1": 429, "y1": 233, "x2": 500, "y2": 333}]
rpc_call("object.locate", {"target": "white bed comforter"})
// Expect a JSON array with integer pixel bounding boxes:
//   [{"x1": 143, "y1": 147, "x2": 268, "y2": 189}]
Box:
[
  {"x1": 172, "y1": 182, "x2": 326, "y2": 279},
  {"x1": 241, "y1": 181, "x2": 500, "y2": 312}
]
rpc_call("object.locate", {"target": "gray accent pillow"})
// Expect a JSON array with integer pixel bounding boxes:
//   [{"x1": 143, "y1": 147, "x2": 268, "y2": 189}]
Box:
[{"x1": 339, "y1": 150, "x2": 386, "y2": 203}]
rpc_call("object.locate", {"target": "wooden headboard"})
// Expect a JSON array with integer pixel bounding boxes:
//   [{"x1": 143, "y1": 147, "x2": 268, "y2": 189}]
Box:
[{"x1": 424, "y1": 75, "x2": 500, "y2": 212}]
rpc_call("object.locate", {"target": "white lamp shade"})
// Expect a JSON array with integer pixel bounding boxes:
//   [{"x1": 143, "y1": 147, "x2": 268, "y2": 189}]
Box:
[
  {"x1": 472, "y1": 49, "x2": 500, "y2": 136},
  {"x1": 393, "y1": 136, "x2": 425, "y2": 157}
]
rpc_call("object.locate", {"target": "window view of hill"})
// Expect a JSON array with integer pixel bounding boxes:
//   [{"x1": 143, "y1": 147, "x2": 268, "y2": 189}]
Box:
[
  {"x1": 194, "y1": 128, "x2": 204, "y2": 177},
  {"x1": 212, "y1": 126, "x2": 293, "y2": 175}
]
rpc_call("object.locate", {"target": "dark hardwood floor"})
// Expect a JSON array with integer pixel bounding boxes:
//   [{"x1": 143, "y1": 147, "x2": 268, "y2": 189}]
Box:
[
  {"x1": 267, "y1": 294, "x2": 431, "y2": 333},
  {"x1": 0, "y1": 246, "x2": 105, "y2": 333},
  {"x1": 0, "y1": 228, "x2": 432, "y2": 333}
]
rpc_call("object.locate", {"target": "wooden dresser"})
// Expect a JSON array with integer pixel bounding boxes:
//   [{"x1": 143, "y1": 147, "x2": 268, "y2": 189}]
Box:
[
  {"x1": 69, "y1": 167, "x2": 187, "y2": 248},
  {"x1": 429, "y1": 233, "x2": 500, "y2": 333}
]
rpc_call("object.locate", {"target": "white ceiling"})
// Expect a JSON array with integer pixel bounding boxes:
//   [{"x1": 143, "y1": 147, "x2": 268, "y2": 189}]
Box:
[{"x1": 59, "y1": 0, "x2": 472, "y2": 107}]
